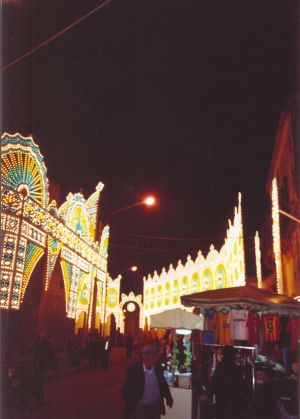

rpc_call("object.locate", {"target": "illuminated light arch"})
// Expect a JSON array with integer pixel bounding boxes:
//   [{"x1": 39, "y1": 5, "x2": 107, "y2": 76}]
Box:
[
  {"x1": 102, "y1": 274, "x2": 121, "y2": 328},
  {"x1": 181, "y1": 276, "x2": 189, "y2": 296},
  {"x1": 75, "y1": 311, "x2": 87, "y2": 333},
  {"x1": 60, "y1": 260, "x2": 73, "y2": 312},
  {"x1": 107, "y1": 288, "x2": 119, "y2": 309},
  {"x1": 172, "y1": 279, "x2": 180, "y2": 304},
  {"x1": 191, "y1": 273, "x2": 200, "y2": 293},
  {"x1": 45, "y1": 236, "x2": 62, "y2": 290},
  {"x1": 74, "y1": 274, "x2": 90, "y2": 329},
  {"x1": 96, "y1": 280, "x2": 103, "y2": 307},
  {"x1": 150, "y1": 288, "x2": 155, "y2": 308},
  {"x1": 202, "y1": 269, "x2": 213, "y2": 291},
  {"x1": 1, "y1": 133, "x2": 49, "y2": 207},
  {"x1": 157, "y1": 285, "x2": 163, "y2": 307},
  {"x1": 78, "y1": 280, "x2": 90, "y2": 306},
  {"x1": 118, "y1": 292, "x2": 143, "y2": 333},
  {"x1": 214, "y1": 264, "x2": 227, "y2": 289},
  {"x1": 100, "y1": 226, "x2": 110, "y2": 259},
  {"x1": 77, "y1": 275, "x2": 91, "y2": 306},
  {"x1": 164, "y1": 282, "x2": 171, "y2": 306},
  {"x1": 1, "y1": 133, "x2": 109, "y2": 323},
  {"x1": 67, "y1": 265, "x2": 82, "y2": 319},
  {"x1": 59, "y1": 193, "x2": 90, "y2": 238},
  {"x1": 21, "y1": 242, "x2": 44, "y2": 300},
  {"x1": 86, "y1": 182, "x2": 104, "y2": 239},
  {"x1": 144, "y1": 290, "x2": 149, "y2": 310}
]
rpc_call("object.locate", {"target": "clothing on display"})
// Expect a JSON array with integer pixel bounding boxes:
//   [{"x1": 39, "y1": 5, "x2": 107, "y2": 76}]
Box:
[
  {"x1": 229, "y1": 309, "x2": 249, "y2": 341},
  {"x1": 204, "y1": 309, "x2": 216, "y2": 330},
  {"x1": 246, "y1": 311, "x2": 261, "y2": 345},
  {"x1": 287, "y1": 317, "x2": 300, "y2": 351},
  {"x1": 262, "y1": 313, "x2": 280, "y2": 342},
  {"x1": 203, "y1": 330, "x2": 216, "y2": 345},
  {"x1": 215, "y1": 311, "x2": 232, "y2": 345}
]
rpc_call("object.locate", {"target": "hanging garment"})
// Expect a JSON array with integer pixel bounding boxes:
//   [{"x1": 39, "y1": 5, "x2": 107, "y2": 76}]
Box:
[
  {"x1": 204, "y1": 309, "x2": 216, "y2": 330},
  {"x1": 215, "y1": 311, "x2": 232, "y2": 345},
  {"x1": 262, "y1": 313, "x2": 279, "y2": 342},
  {"x1": 203, "y1": 309, "x2": 216, "y2": 344},
  {"x1": 287, "y1": 317, "x2": 300, "y2": 351},
  {"x1": 229, "y1": 309, "x2": 249, "y2": 341},
  {"x1": 246, "y1": 311, "x2": 261, "y2": 345}
]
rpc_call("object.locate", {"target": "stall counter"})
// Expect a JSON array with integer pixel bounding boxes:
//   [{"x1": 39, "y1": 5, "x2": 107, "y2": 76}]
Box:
[{"x1": 165, "y1": 387, "x2": 192, "y2": 419}]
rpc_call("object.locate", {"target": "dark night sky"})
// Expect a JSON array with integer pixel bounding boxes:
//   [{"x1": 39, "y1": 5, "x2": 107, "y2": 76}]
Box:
[{"x1": 3, "y1": 0, "x2": 299, "y2": 294}]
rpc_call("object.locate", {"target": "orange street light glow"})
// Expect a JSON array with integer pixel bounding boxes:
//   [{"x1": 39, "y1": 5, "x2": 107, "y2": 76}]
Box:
[{"x1": 144, "y1": 196, "x2": 156, "y2": 206}]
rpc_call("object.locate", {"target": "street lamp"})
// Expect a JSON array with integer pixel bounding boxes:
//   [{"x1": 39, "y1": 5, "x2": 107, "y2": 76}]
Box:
[
  {"x1": 99, "y1": 195, "x2": 157, "y2": 336},
  {"x1": 115, "y1": 266, "x2": 138, "y2": 275},
  {"x1": 99, "y1": 195, "x2": 156, "y2": 231}
]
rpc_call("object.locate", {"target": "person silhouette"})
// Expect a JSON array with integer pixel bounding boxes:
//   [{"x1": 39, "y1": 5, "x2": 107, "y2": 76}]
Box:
[{"x1": 211, "y1": 345, "x2": 243, "y2": 419}]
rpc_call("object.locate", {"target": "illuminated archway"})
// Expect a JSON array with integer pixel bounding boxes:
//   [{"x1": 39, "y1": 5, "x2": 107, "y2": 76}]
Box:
[
  {"x1": 191, "y1": 273, "x2": 200, "y2": 293},
  {"x1": 215, "y1": 264, "x2": 227, "y2": 289},
  {"x1": 202, "y1": 269, "x2": 213, "y2": 291},
  {"x1": 118, "y1": 292, "x2": 143, "y2": 333}
]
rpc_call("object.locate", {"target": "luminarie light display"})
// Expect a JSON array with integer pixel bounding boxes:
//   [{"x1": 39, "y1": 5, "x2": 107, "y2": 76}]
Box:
[
  {"x1": 255, "y1": 231, "x2": 262, "y2": 288},
  {"x1": 272, "y1": 177, "x2": 283, "y2": 294},
  {"x1": 0, "y1": 133, "x2": 113, "y2": 333},
  {"x1": 143, "y1": 194, "x2": 246, "y2": 328}
]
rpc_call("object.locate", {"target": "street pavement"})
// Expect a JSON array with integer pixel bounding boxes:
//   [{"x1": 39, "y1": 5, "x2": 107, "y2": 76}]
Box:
[{"x1": 4, "y1": 347, "x2": 134, "y2": 419}]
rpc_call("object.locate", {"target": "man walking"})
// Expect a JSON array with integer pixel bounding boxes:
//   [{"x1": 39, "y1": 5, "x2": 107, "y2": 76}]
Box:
[{"x1": 123, "y1": 344, "x2": 173, "y2": 419}]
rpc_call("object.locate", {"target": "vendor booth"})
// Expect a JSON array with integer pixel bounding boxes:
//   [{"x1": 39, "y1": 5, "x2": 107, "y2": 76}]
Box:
[
  {"x1": 181, "y1": 285, "x2": 300, "y2": 419},
  {"x1": 150, "y1": 308, "x2": 204, "y2": 419}
]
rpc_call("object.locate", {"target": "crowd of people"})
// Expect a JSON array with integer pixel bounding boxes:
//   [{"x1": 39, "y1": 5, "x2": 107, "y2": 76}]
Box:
[
  {"x1": 66, "y1": 331, "x2": 112, "y2": 370},
  {"x1": 122, "y1": 330, "x2": 299, "y2": 419},
  {"x1": 2, "y1": 327, "x2": 298, "y2": 419}
]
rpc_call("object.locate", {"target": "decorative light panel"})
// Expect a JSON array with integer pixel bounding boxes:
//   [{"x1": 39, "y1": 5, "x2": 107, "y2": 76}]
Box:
[
  {"x1": 45, "y1": 236, "x2": 61, "y2": 290},
  {"x1": 272, "y1": 178, "x2": 283, "y2": 294},
  {"x1": 1, "y1": 133, "x2": 49, "y2": 207},
  {"x1": 255, "y1": 231, "x2": 262, "y2": 288},
  {"x1": 21, "y1": 242, "x2": 44, "y2": 301},
  {"x1": 1, "y1": 133, "x2": 108, "y2": 318}
]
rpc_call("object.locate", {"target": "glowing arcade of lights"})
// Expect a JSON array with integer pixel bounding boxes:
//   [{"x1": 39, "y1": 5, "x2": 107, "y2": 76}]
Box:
[
  {"x1": 143, "y1": 194, "x2": 246, "y2": 328},
  {"x1": 0, "y1": 133, "x2": 110, "y2": 330}
]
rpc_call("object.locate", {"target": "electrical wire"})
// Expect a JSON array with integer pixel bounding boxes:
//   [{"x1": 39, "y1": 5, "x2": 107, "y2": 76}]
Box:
[
  {"x1": 111, "y1": 230, "x2": 244, "y2": 241},
  {"x1": 109, "y1": 241, "x2": 256, "y2": 253},
  {"x1": 3, "y1": 0, "x2": 112, "y2": 71}
]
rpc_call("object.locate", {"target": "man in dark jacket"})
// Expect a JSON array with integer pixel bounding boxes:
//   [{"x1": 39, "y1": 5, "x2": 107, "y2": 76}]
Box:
[
  {"x1": 123, "y1": 344, "x2": 173, "y2": 419},
  {"x1": 211, "y1": 345, "x2": 244, "y2": 419}
]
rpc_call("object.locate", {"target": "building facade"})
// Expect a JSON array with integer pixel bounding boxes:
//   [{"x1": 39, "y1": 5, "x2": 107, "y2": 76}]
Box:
[{"x1": 263, "y1": 94, "x2": 300, "y2": 297}]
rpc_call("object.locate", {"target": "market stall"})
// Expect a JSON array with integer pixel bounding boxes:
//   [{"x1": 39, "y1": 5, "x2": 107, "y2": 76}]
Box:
[
  {"x1": 181, "y1": 285, "x2": 300, "y2": 418},
  {"x1": 150, "y1": 308, "x2": 204, "y2": 419}
]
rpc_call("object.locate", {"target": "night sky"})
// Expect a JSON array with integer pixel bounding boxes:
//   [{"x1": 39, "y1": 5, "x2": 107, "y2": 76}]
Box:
[{"x1": 3, "y1": 0, "x2": 299, "y2": 294}]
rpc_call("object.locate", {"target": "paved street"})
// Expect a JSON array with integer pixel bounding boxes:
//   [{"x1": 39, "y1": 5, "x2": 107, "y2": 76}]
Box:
[{"x1": 5, "y1": 348, "x2": 132, "y2": 419}]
